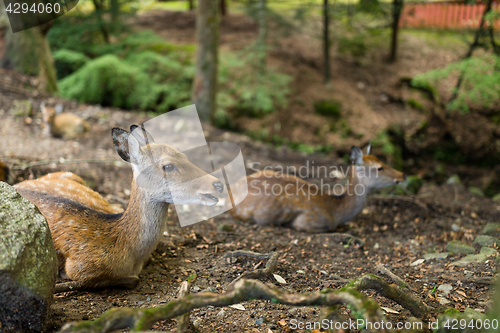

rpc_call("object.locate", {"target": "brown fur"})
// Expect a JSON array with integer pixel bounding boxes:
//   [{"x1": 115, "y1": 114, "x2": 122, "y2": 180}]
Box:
[
  {"x1": 231, "y1": 149, "x2": 405, "y2": 232},
  {"x1": 41, "y1": 104, "x2": 89, "y2": 140},
  {"x1": 14, "y1": 127, "x2": 223, "y2": 290}
]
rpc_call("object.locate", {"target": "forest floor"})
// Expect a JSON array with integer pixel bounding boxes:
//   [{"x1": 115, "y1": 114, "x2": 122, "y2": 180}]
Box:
[{"x1": 0, "y1": 9, "x2": 499, "y2": 333}]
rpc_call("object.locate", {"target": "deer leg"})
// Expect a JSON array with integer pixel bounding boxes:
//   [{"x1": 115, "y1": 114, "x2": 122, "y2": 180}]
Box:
[{"x1": 291, "y1": 212, "x2": 333, "y2": 233}]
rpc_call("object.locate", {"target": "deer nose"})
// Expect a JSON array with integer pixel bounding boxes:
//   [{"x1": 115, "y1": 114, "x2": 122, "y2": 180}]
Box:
[{"x1": 213, "y1": 181, "x2": 224, "y2": 193}]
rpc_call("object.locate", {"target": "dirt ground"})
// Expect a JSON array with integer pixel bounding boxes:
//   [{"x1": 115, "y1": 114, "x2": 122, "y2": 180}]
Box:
[{"x1": 0, "y1": 9, "x2": 498, "y2": 333}]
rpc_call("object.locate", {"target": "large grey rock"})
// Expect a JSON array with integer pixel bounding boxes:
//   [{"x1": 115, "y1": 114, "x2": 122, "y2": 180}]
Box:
[
  {"x1": 446, "y1": 240, "x2": 475, "y2": 254},
  {"x1": 473, "y1": 235, "x2": 500, "y2": 247},
  {"x1": 0, "y1": 182, "x2": 58, "y2": 332},
  {"x1": 481, "y1": 223, "x2": 500, "y2": 237},
  {"x1": 450, "y1": 253, "x2": 488, "y2": 267}
]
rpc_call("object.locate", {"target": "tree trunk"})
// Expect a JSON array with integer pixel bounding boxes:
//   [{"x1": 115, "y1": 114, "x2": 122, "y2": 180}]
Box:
[
  {"x1": 91, "y1": 0, "x2": 109, "y2": 43},
  {"x1": 188, "y1": 0, "x2": 195, "y2": 11},
  {"x1": 257, "y1": 0, "x2": 267, "y2": 77},
  {"x1": 220, "y1": 0, "x2": 227, "y2": 16},
  {"x1": 192, "y1": 0, "x2": 220, "y2": 123},
  {"x1": 389, "y1": 0, "x2": 403, "y2": 63},
  {"x1": 323, "y1": 0, "x2": 330, "y2": 84},
  {"x1": 0, "y1": 1, "x2": 58, "y2": 94}
]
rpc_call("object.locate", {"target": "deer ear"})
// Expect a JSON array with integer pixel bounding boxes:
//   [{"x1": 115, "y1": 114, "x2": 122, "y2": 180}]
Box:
[
  {"x1": 366, "y1": 142, "x2": 371, "y2": 155},
  {"x1": 130, "y1": 124, "x2": 155, "y2": 146},
  {"x1": 350, "y1": 146, "x2": 363, "y2": 165},
  {"x1": 112, "y1": 128, "x2": 132, "y2": 163}
]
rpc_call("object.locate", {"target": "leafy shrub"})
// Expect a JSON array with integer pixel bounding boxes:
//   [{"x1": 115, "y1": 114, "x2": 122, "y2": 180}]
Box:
[
  {"x1": 314, "y1": 100, "x2": 342, "y2": 118},
  {"x1": 218, "y1": 53, "x2": 291, "y2": 118},
  {"x1": 413, "y1": 54, "x2": 500, "y2": 113},
  {"x1": 59, "y1": 55, "x2": 148, "y2": 109},
  {"x1": 338, "y1": 35, "x2": 367, "y2": 58},
  {"x1": 53, "y1": 49, "x2": 90, "y2": 79}
]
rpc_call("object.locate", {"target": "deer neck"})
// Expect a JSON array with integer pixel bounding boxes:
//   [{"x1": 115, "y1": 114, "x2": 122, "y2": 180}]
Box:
[
  {"x1": 115, "y1": 178, "x2": 169, "y2": 261},
  {"x1": 332, "y1": 165, "x2": 370, "y2": 225}
]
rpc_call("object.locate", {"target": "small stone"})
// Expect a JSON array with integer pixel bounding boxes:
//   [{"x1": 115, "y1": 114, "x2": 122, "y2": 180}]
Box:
[
  {"x1": 193, "y1": 319, "x2": 202, "y2": 327},
  {"x1": 437, "y1": 284, "x2": 453, "y2": 295},
  {"x1": 137, "y1": 301, "x2": 144, "y2": 305},
  {"x1": 473, "y1": 235, "x2": 499, "y2": 247},
  {"x1": 217, "y1": 224, "x2": 233, "y2": 232},
  {"x1": 217, "y1": 309, "x2": 225, "y2": 317},
  {"x1": 192, "y1": 285, "x2": 201, "y2": 292},
  {"x1": 447, "y1": 240, "x2": 475, "y2": 254},
  {"x1": 451, "y1": 224, "x2": 461, "y2": 232},
  {"x1": 423, "y1": 252, "x2": 449, "y2": 260},
  {"x1": 297, "y1": 270, "x2": 305, "y2": 274},
  {"x1": 203, "y1": 287, "x2": 216, "y2": 292},
  {"x1": 446, "y1": 174, "x2": 461, "y2": 185},
  {"x1": 255, "y1": 318, "x2": 264, "y2": 326},
  {"x1": 146, "y1": 297, "x2": 151, "y2": 302},
  {"x1": 411, "y1": 259, "x2": 425, "y2": 266},
  {"x1": 480, "y1": 247, "x2": 498, "y2": 256},
  {"x1": 450, "y1": 254, "x2": 488, "y2": 267},
  {"x1": 481, "y1": 223, "x2": 500, "y2": 236},
  {"x1": 436, "y1": 297, "x2": 450, "y2": 305}
]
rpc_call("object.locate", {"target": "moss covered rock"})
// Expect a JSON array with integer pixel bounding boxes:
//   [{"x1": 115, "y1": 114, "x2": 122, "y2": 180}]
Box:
[{"x1": 0, "y1": 182, "x2": 58, "y2": 332}]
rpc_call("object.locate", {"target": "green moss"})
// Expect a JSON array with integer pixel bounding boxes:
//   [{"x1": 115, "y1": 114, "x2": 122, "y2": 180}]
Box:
[
  {"x1": 407, "y1": 98, "x2": 426, "y2": 112},
  {"x1": 443, "y1": 308, "x2": 460, "y2": 315},
  {"x1": 53, "y1": 49, "x2": 90, "y2": 79},
  {"x1": 314, "y1": 100, "x2": 342, "y2": 118}
]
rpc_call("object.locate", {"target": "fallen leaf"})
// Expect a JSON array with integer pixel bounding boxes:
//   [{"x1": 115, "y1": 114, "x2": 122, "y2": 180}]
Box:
[
  {"x1": 381, "y1": 306, "x2": 400, "y2": 314},
  {"x1": 456, "y1": 290, "x2": 467, "y2": 298},
  {"x1": 278, "y1": 319, "x2": 287, "y2": 326},
  {"x1": 229, "y1": 304, "x2": 245, "y2": 311},
  {"x1": 273, "y1": 274, "x2": 287, "y2": 284}
]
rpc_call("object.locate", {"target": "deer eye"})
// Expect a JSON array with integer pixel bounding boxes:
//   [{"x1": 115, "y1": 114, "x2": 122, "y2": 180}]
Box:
[
  {"x1": 163, "y1": 164, "x2": 175, "y2": 172},
  {"x1": 377, "y1": 167, "x2": 384, "y2": 171}
]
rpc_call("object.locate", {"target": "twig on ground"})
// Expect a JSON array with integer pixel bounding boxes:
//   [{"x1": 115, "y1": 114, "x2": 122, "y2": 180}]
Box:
[
  {"x1": 370, "y1": 195, "x2": 429, "y2": 214},
  {"x1": 58, "y1": 278, "x2": 388, "y2": 333},
  {"x1": 177, "y1": 273, "x2": 198, "y2": 333},
  {"x1": 222, "y1": 250, "x2": 279, "y2": 289},
  {"x1": 442, "y1": 274, "x2": 494, "y2": 285},
  {"x1": 376, "y1": 264, "x2": 412, "y2": 290},
  {"x1": 54, "y1": 281, "x2": 82, "y2": 294},
  {"x1": 316, "y1": 232, "x2": 365, "y2": 247}
]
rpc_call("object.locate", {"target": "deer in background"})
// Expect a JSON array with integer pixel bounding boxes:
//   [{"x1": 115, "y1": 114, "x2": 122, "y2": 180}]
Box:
[
  {"x1": 230, "y1": 146, "x2": 406, "y2": 232},
  {"x1": 14, "y1": 125, "x2": 224, "y2": 292},
  {"x1": 41, "y1": 103, "x2": 89, "y2": 140}
]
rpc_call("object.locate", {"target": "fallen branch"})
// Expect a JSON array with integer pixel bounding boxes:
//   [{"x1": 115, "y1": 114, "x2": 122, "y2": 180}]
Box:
[
  {"x1": 58, "y1": 278, "x2": 388, "y2": 333},
  {"x1": 177, "y1": 273, "x2": 197, "y2": 333},
  {"x1": 348, "y1": 274, "x2": 429, "y2": 318},
  {"x1": 222, "y1": 250, "x2": 279, "y2": 289}
]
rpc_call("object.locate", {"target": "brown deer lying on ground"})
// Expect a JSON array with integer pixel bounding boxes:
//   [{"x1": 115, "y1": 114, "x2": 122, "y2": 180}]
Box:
[
  {"x1": 15, "y1": 125, "x2": 224, "y2": 291},
  {"x1": 231, "y1": 146, "x2": 405, "y2": 232},
  {"x1": 41, "y1": 103, "x2": 89, "y2": 140}
]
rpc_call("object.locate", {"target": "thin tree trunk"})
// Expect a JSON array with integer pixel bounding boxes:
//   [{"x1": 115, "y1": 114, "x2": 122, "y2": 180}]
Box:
[
  {"x1": 220, "y1": 0, "x2": 227, "y2": 16},
  {"x1": 257, "y1": 0, "x2": 267, "y2": 77},
  {"x1": 389, "y1": 0, "x2": 403, "y2": 62},
  {"x1": 323, "y1": 0, "x2": 330, "y2": 84},
  {"x1": 192, "y1": 0, "x2": 220, "y2": 123},
  {"x1": 188, "y1": 0, "x2": 195, "y2": 11},
  {"x1": 91, "y1": 0, "x2": 109, "y2": 43}
]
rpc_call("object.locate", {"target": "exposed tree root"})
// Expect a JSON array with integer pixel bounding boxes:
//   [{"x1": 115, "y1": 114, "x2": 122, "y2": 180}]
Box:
[
  {"x1": 57, "y1": 253, "x2": 431, "y2": 333},
  {"x1": 58, "y1": 278, "x2": 387, "y2": 333},
  {"x1": 376, "y1": 264, "x2": 412, "y2": 290},
  {"x1": 348, "y1": 274, "x2": 429, "y2": 318},
  {"x1": 222, "y1": 250, "x2": 279, "y2": 288}
]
